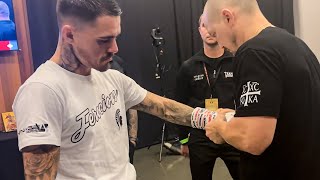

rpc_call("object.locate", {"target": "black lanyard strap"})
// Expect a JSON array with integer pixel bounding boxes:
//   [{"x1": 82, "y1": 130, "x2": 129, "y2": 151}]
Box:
[{"x1": 203, "y1": 63, "x2": 222, "y2": 98}]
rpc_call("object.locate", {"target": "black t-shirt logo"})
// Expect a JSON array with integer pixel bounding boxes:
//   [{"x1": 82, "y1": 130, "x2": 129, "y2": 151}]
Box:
[{"x1": 240, "y1": 81, "x2": 261, "y2": 107}]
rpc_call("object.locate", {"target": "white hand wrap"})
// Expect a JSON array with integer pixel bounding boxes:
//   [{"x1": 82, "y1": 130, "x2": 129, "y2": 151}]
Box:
[
  {"x1": 191, "y1": 108, "x2": 217, "y2": 129},
  {"x1": 191, "y1": 107, "x2": 235, "y2": 129}
]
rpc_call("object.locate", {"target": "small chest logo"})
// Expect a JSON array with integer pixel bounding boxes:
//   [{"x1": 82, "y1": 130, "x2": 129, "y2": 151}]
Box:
[
  {"x1": 240, "y1": 81, "x2": 261, "y2": 107},
  {"x1": 224, "y1": 72, "x2": 233, "y2": 78},
  {"x1": 194, "y1": 74, "x2": 204, "y2": 81},
  {"x1": 115, "y1": 109, "x2": 123, "y2": 130}
]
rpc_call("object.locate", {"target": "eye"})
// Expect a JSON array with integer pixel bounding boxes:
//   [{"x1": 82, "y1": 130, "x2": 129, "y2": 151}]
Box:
[{"x1": 97, "y1": 39, "x2": 112, "y2": 45}]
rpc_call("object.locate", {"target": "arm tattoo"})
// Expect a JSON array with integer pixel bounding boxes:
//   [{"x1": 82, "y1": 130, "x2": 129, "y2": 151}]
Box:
[
  {"x1": 59, "y1": 44, "x2": 81, "y2": 73},
  {"x1": 132, "y1": 92, "x2": 193, "y2": 127},
  {"x1": 127, "y1": 109, "x2": 138, "y2": 143},
  {"x1": 22, "y1": 145, "x2": 60, "y2": 180}
]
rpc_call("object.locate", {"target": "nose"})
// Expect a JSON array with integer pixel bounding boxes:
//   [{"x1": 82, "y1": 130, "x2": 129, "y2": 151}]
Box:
[{"x1": 108, "y1": 39, "x2": 119, "y2": 54}]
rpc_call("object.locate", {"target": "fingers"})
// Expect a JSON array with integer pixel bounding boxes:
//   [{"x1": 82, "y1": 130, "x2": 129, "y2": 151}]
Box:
[
  {"x1": 216, "y1": 108, "x2": 235, "y2": 114},
  {"x1": 180, "y1": 145, "x2": 189, "y2": 157}
]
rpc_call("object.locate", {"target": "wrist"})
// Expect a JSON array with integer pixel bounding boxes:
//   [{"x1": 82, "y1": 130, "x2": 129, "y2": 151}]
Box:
[
  {"x1": 191, "y1": 107, "x2": 217, "y2": 129},
  {"x1": 215, "y1": 118, "x2": 227, "y2": 137},
  {"x1": 129, "y1": 137, "x2": 137, "y2": 145}
]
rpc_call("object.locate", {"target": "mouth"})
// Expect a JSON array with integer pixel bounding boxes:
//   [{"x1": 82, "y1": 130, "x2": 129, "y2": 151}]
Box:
[{"x1": 102, "y1": 56, "x2": 113, "y2": 63}]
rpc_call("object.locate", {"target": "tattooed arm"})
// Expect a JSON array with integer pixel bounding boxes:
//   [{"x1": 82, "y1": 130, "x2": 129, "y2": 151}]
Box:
[
  {"x1": 132, "y1": 92, "x2": 193, "y2": 127},
  {"x1": 127, "y1": 109, "x2": 138, "y2": 146},
  {"x1": 22, "y1": 145, "x2": 60, "y2": 180}
]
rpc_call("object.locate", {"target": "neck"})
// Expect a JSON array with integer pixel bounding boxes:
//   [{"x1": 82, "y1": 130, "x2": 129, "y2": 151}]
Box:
[
  {"x1": 51, "y1": 39, "x2": 91, "y2": 76},
  {"x1": 203, "y1": 44, "x2": 225, "y2": 59},
  {"x1": 235, "y1": 11, "x2": 273, "y2": 50}
]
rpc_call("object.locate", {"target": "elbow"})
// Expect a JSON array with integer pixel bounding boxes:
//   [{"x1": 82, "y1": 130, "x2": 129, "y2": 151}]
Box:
[
  {"x1": 242, "y1": 137, "x2": 273, "y2": 156},
  {"x1": 244, "y1": 143, "x2": 267, "y2": 156}
]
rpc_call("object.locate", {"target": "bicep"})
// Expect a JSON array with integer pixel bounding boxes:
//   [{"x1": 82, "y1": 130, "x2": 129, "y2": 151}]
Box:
[
  {"x1": 115, "y1": 71, "x2": 147, "y2": 110},
  {"x1": 22, "y1": 145, "x2": 60, "y2": 179},
  {"x1": 14, "y1": 83, "x2": 63, "y2": 150},
  {"x1": 234, "y1": 50, "x2": 283, "y2": 117},
  {"x1": 132, "y1": 92, "x2": 162, "y2": 113}
]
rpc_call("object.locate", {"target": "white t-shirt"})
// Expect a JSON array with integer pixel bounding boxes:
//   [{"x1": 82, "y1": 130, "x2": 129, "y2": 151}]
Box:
[{"x1": 13, "y1": 60, "x2": 147, "y2": 180}]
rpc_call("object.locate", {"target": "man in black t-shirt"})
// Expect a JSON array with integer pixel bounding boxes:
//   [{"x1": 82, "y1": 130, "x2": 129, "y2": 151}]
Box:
[
  {"x1": 203, "y1": 0, "x2": 320, "y2": 180},
  {"x1": 175, "y1": 15, "x2": 239, "y2": 180}
]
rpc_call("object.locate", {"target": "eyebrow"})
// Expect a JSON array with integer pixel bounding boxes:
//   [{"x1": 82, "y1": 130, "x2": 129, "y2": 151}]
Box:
[
  {"x1": 97, "y1": 36, "x2": 116, "y2": 40},
  {"x1": 98, "y1": 33, "x2": 121, "y2": 40}
]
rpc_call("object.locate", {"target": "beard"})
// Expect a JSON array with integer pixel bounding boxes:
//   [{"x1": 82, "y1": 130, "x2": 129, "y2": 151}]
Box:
[
  {"x1": 71, "y1": 44, "x2": 115, "y2": 73},
  {"x1": 96, "y1": 53, "x2": 114, "y2": 72}
]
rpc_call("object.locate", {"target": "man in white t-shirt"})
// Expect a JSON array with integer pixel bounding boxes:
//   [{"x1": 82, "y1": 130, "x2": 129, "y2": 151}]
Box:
[{"x1": 13, "y1": 0, "x2": 200, "y2": 179}]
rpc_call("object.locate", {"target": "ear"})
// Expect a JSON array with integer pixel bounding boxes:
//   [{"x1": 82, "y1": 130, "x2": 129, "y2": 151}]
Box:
[
  {"x1": 61, "y1": 25, "x2": 75, "y2": 44},
  {"x1": 221, "y1": 9, "x2": 235, "y2": 27}
]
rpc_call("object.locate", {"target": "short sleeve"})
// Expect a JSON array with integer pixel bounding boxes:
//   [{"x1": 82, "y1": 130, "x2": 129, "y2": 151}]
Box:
[
  {"x1": 117, "y1": 73, "x2": 147, "y2": 110},
  {"x1": 234, "y1": 49, "x2": 283, "y2": 118},
  {"x1": 13, "y1": 83, "x2": 64, "y2": 151}
]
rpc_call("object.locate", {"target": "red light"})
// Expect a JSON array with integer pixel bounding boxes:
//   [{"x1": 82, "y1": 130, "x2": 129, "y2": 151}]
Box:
[{"x1": 0, "y1": 41, "x2": 11, "y2": 51}]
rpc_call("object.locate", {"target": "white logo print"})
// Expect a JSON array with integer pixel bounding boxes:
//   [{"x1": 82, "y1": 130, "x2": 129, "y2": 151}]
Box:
[
  {"x1": 194, "y1": 74, "x2": 204, "y2": 81},
  {"x1": 224, "y1": 72, "x2": 233, "y2": 78},
  {"x1": 240, "y1": 81, "x2": 261, "y2": 107}
]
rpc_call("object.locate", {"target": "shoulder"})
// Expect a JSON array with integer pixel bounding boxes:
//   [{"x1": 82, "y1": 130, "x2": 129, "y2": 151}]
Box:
[
  {"x1": 237, "y1": 27, "x2": 295, "y2": 57},
  {"x1": 181, "y1": 53, "x2": 203, "y2": 69},
  {"x1": 23, "y1": 61, "x2": 64, "y2": 90}
]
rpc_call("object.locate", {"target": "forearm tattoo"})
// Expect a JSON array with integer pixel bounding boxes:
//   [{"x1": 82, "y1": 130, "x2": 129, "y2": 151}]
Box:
[
  {"x1": 23, "y1": 145, "x2": 60, "y2": 180},
  {"x1": 127, "y1": 109, "x2": 138, "y2": 142},
  {"x1": 133, "y1": 92, "x2": 193, "y2": 127}
]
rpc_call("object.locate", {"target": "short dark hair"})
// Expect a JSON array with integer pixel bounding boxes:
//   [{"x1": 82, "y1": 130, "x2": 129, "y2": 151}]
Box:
[{"x1": 56, "y1": 0, "x2": 122, "y2": 26}]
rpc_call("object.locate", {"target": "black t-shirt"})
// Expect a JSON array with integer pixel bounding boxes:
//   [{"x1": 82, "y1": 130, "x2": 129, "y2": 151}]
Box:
[{"x1": 234, "y1": 27, "x2": 320, "y2": 180}]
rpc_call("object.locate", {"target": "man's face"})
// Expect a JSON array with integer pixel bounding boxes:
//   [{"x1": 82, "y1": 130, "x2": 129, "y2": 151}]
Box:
[
  {"x1": 199, "y1": 19, "x2": 218, "y2": 47},
  {"x1": 71, "y1": 15, "x2": 121, "y2": 72},
  {"x1": 205, "y1": 2, "x2": 237, "y2": 52}
]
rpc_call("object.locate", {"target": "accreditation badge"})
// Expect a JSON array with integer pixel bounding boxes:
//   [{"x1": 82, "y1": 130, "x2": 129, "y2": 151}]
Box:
[{"x1": 205, "y1": 98, "x2": 219, "y2": 111}]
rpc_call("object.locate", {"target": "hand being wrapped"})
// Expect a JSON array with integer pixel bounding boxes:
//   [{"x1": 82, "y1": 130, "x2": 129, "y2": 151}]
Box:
[{"x1": 205, "y1": 108, "x2": 235, "y2": 144}]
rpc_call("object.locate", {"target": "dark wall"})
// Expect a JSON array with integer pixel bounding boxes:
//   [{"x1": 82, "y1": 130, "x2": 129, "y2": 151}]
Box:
[{"x1": 26, "y1": 0, "x2": 294, "y2": 148}]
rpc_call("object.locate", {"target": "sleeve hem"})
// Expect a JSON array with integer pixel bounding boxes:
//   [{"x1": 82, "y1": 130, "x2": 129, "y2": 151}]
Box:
[
  {"x1": 126, "y1": 89, "x2": 148, "y2": 110},
  {"x1": 235, "y1": 108, "x2": 279, "y2": 118},
  {"x1": 19, "y1": 138, "x2": 61, "y2": 151}
]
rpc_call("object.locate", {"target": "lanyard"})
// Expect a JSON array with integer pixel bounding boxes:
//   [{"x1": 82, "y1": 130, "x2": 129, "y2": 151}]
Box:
[{"x1": 203, "y1": 62, "x2": 222, "y2": 98}]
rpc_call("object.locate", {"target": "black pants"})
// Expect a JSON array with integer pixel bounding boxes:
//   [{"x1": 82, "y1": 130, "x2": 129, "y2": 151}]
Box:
[
  {"x1": 189, "y1": 141, "x2": 240, "y2": 180},
  {"x1": 129, "y1": 141, "x2": 135, "y2": 164}
]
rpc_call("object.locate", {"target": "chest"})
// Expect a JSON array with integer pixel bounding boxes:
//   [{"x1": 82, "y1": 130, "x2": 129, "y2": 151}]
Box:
[
  {"x1": 190, "y1": 63, "x2": 234, "y2": 88},
  {"x1": 60, "y1": 80, "x2": 128, "y2": 144}
]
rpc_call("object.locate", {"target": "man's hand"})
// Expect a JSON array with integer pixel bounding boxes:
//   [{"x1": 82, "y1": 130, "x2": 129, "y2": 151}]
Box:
[
  {"x1": 180, "y1": 145, "x2": 189, "y2": 157},
  {"x1": 205, "y1": 108, "x2": 235, "y2": 144}
]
